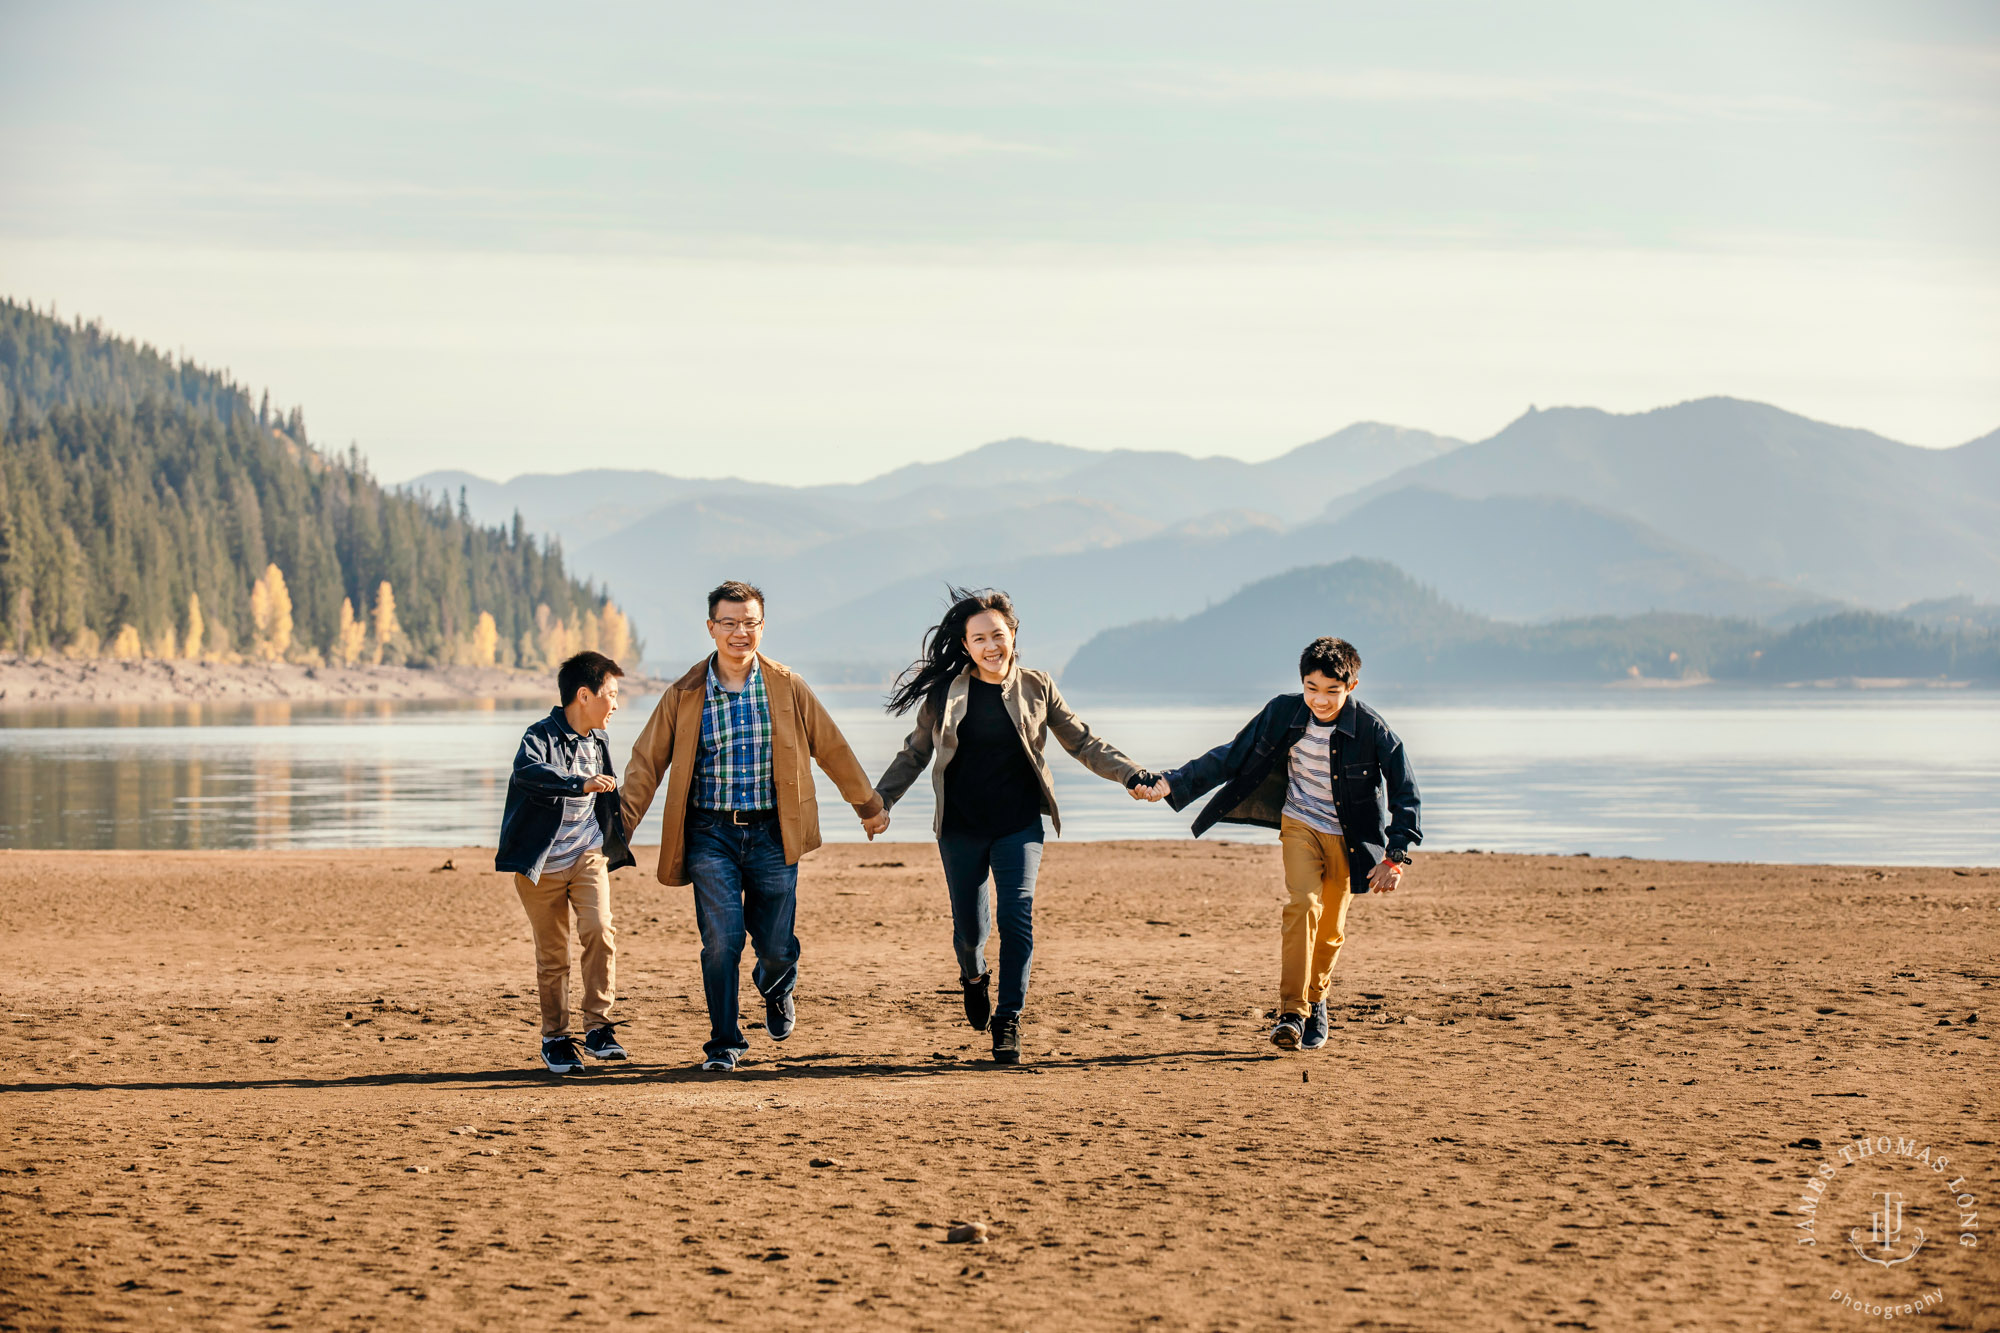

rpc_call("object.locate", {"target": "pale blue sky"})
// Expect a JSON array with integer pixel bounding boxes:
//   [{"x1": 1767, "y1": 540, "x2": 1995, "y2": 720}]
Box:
[{"x1": 2, "y1": 1, "x2": 1995, "y2": 480}]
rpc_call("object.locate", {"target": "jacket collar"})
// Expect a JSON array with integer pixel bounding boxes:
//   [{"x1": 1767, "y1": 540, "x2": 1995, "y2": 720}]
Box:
[
  {"x1": 940, "y1": 658, "x2": 1023, "y2": 732},
  {"x1": 675, "y1": 651, "x2": 788, "y2": 693},
  {"x1": 546, "y1": 704, "x2": 603, "y2": 743},
  {"x1": 1284, "y1": 693, "x2": 1358, "y2": 737}
]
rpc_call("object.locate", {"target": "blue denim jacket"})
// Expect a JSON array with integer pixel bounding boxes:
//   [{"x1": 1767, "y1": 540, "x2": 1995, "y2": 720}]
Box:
[
  {"x1": 495, "y1": 707, "x2": 635, "y2": 882},
  {"x1": 1163, "y1": 693, "x2": 1421, "y2": 894}
]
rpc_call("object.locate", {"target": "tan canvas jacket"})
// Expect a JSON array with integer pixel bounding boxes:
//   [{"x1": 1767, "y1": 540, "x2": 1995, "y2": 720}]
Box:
[
  {"x1": 619, "y1": 654, "x2": 883, "y2": 886},
  {"x1": 874, "y1": 662, "x2": 1141, "y2": 836}
]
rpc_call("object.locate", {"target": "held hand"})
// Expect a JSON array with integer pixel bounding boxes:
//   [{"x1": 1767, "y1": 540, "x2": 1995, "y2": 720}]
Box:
[
  {"x1": 862, "y1": 811, "x2": 890, "y2": 841},
  {"x1": 1368, "y1": 858, "x2": 1406, "y2": 893},
  {"x1": 1144, "y1": 778, "x2": 1172, "y2": 803},
  {"x1": 583, "y1": 775, "x2": 617, "y2": 794}
]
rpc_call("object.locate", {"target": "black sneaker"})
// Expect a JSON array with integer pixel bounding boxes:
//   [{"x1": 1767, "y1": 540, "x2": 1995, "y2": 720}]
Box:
[
  {"x1": 582, "y1": 1025, "x2": 627, "y2": 1061},
  {"x1": 1270, "y1": 1014, "x2": 1304, "y2": 1050},
  {"x1": 991, "y1": 1012, "x2": 1022, "y2": 1066},
  {"x1": 540, "y1": 1036, "x2": 585, "y2": 1074},
  {"x1": 699, "y1": 1049, "x2": 739, "y2": 1072},
  {"x1": 961, "y1": 972, "x2": 992, "y2": 1032},
  {"x1": 1299, "y1": 1000, "x2": 1329, "y2": 1050},
  {"x1": 765, "y1": 991, "x2": 796, "y2": 1043}
]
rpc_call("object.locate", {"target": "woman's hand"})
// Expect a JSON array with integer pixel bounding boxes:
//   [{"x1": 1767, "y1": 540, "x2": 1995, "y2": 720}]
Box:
[{"x1": 861, "y1": 811, "x2": 891, "y2": 840}]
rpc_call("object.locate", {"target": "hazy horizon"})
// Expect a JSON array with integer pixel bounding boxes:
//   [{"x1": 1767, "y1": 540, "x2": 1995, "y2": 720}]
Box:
[{"x1": 3, "y1": 2, "x2": 1996, "y2": 483}]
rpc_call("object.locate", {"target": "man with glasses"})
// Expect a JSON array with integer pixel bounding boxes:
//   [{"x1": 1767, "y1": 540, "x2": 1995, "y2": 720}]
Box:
[{"x1": 619, "y1": 580, "x2": 890, "y2": 1070}]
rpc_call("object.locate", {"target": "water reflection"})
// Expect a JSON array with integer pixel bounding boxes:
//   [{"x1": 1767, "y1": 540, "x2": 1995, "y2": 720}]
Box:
[{"x1": 0, "y1": 691, "x2": 1996, "y2": 864}]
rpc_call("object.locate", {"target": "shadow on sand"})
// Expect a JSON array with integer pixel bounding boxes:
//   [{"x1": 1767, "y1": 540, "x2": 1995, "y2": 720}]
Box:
[{"x1": 1, "y1": 1047, "x2": 1280, "y2": 1095}]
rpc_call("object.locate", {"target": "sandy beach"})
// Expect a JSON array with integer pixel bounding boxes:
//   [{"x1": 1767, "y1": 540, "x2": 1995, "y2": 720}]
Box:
[{"x1": 1, "y1": 843, "x2": 1993, "y2": 1331}]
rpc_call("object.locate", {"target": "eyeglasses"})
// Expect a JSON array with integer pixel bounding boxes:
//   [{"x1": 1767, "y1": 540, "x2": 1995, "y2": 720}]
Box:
[{"x1": 712, "y1": 618, "x2": 763, "y2": 633}]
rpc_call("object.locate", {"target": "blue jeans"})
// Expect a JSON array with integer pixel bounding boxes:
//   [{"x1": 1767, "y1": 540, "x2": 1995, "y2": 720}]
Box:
[
  {"x1": 685, "y1": 814, "x2": 800, "y2": 1061},
  {"x1": 937, "y1": 818, "x2": 1044, "y2": 1018}
]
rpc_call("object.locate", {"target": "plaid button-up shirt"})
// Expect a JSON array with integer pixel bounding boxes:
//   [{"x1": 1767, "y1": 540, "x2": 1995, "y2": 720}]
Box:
[{"x1": 692, "y1": 656, "x2": 776, "y2": 811}]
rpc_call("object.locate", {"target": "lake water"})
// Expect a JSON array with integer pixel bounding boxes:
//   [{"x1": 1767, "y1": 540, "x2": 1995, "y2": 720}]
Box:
[{"x1": 1, "y1": 689, "x2": 1997, "y2": 865}]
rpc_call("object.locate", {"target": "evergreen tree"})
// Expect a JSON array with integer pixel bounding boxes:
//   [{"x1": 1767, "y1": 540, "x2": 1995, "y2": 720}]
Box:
[{"x1": 0, "y1": 298, "x2": 635, "y2": 666}]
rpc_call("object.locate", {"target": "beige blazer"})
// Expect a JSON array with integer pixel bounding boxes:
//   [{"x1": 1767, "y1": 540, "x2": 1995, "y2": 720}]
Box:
[{"x1": 874, "y1": 662, "x2": 1141, "y2": 836}]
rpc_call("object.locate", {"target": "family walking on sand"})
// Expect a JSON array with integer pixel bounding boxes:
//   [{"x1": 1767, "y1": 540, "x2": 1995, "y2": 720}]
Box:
[{"x1": 496, "y1": 580, "x2": 1421, "y2": 1074}]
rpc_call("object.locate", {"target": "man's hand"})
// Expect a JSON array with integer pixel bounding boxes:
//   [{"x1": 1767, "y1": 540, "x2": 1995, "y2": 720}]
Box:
[
  {"x1": 583, "y1": 775, "x2": 616, "y2": 794},
  {"x1": 1368, "y1": 858, "x2": 1406, "y2": 893},
  {"x1": 1143, "y1": 777, "x2": 1172, "y2": 803},
  {"x1": 862, "y1": 811, "x2": 890, "y2": 841}
]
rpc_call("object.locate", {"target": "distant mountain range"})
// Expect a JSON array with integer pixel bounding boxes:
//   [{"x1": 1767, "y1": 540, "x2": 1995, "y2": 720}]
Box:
[
  {"x1": 1062, "y1": 560, "x2": 2000, "y2": 694},
  {"x1": 408, "y1": 397, "x2": 2000, "y2": 679},
  {"x1": 1326, "y1": 399, "x2": 2000, "y2": 608}
]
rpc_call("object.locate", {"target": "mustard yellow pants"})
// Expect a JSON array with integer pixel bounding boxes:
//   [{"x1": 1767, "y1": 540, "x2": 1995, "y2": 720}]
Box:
[{"x1": 1278, "y1": 817, "x2": 1353, "y2": 1016}]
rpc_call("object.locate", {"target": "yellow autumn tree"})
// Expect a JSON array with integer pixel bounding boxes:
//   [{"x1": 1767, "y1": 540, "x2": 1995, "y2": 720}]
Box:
[
  {"x1": 599, "y1": 602, "x2": 633, "y2": 664},
  {"x1": 534, "y1": 604, "x2": 581, "y2": 671},
  {"x1": 468, "y1": 611, "x2": 499, "y2": 668},
  {"x1": 249, "y1": 564, "x2": 293, "y2": 662},
  {"x1": 108, "y1": 624, "x2": 144, "y2": 660},
  {"x1": 183, "y1": 592, "x2": 205, "y2": 660},
  {"x1": 333, "y1": 598, "x2": 367, "y2": 666},
  {"x1": 150, "y1": 625, "x2": 176, "y2": 659},
  {"x1": 370, "y1": 581, "x2": 400, "y2": 665}
]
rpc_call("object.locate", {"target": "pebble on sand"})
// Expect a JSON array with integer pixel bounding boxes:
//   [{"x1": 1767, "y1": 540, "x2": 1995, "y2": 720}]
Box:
[{"x1": 945, "y1": 1223, "x2": 989, "y2": 1245}]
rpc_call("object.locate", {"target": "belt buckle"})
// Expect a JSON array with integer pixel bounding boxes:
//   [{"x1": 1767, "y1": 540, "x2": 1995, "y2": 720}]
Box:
[{"x1": 729, "y1": 809, "x2": 749, "y2": 826}]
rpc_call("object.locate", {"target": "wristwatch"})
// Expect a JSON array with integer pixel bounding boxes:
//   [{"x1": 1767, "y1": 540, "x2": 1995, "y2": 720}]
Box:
[{"x1": 1384, "y1": 847, "x2": 1412, "y2": 865}]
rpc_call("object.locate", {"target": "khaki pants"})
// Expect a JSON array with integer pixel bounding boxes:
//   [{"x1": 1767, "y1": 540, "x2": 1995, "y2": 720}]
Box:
[
  {"x1": 513, "y1": 850, "x2": 615, "y2": 1038},
  {"x1": 1278, "y1": 817, "x2": 1353, "y2": 1017}
]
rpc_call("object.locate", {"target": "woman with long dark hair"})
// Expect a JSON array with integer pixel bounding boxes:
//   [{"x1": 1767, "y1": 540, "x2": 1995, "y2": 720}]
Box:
[{"x1": 874, "y1": 587, "x2": 1155, "y2": 1065}]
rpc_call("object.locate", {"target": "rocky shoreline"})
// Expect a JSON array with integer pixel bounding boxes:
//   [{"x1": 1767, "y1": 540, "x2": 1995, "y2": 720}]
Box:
[{"x1": 0, "y1": 654, "x2": 661, "y2": 711}]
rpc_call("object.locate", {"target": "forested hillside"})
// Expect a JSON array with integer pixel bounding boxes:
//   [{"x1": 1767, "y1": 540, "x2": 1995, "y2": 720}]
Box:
[{"x1": 0, "y1": 300, "x2": 633, "y2": 669}]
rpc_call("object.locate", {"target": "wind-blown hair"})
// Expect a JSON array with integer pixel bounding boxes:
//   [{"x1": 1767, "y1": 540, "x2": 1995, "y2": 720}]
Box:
[{"x1": 886, "y1": 586, "x2": 1020, "y2": 718}]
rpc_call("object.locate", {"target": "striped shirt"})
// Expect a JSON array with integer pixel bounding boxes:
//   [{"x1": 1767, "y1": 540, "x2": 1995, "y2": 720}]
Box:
[
  {"x1": 693, "y1": 656, "x2": 776, "y2": 811},
  {"x1": 543, "y1": 724, "x2": 605, "y2": 871},
  {"x1": 1282, "y1": 719, "x2": 1343, "y2": 837}
]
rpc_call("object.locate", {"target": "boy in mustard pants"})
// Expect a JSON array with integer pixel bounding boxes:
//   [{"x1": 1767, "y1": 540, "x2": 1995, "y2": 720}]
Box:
[{"x1": 1142, "y1": 638, "x2": 1421, "y2": 1050}]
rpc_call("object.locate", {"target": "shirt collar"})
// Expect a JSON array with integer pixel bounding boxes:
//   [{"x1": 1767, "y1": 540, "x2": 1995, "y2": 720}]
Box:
[
  {"x1": 706, "y1": 654, "x2": 763, "y2": 697},
  {"x1": 547, "y1": 705, "x2": 596, "y2": 741}
]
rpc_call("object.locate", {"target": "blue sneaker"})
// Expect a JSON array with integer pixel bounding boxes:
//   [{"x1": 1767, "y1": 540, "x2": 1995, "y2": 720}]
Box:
[
  {"x1": 540, "y1": 1036, "x2": 585, "y2": 1074},
  {"x1": 1300, "y1": 1000, "x2": 1330, "y2": 1050},
  {"x1": 765, "y1": 991, "x2": 796, "y2": 1043},
  {"x1": 582, "y1": 1025, "x2": 627, "y2": 1061},
  {"x1": 1270, "y1": 1014, "x2": 1304, "y2": 1050},
  {"x1": 699, "y1": 1049, "x2": 739, "y2": 1072}
]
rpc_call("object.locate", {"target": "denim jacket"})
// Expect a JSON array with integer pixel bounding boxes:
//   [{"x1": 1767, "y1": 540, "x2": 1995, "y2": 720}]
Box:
[
  {"x1": 496, "y1": 707, "x2": 635, "y2": 883},
  {"x1": 1163, "y1": 693, "x2": 1421, "y2": 894}
]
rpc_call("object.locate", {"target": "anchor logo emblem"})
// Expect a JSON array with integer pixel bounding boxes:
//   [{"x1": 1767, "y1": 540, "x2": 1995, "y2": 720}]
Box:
[{"x1": 1849, "y1": 1190, "x2": 1925, "y2": 1267}]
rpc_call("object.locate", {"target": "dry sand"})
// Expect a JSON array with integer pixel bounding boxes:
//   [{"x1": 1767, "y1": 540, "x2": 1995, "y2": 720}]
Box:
[
  {"x1": 0, "y1": 656, "x2": 663, "y2": 711},
  {"x1": 1, "y1": 844, "x2": 1993, "y2": 1331}
]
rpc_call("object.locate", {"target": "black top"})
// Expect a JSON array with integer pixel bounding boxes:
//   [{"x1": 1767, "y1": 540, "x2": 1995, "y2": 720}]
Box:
[{"x1": 941, "y1": 678, "x2": 1043, "y2": 838}]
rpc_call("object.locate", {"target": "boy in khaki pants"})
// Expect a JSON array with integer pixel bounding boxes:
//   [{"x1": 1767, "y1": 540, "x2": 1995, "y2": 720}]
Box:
[
  {"x1": 1141, "y1": 637, "x2": 1421, "y2": 1050},
  {"x1": 495, "y1": 651, "x2": 634, "y2": 1073}
]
